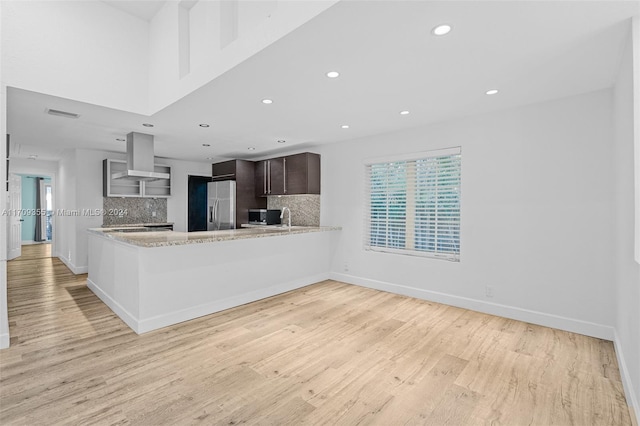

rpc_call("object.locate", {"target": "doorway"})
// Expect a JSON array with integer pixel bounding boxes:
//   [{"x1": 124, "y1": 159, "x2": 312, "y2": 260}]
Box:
[
  {"x1": 188, "y1": 175, "x2": 211, "y2": 232},
  {"x1": 7, "y1": 173, "x2": 54, "y2": 262},
  {"x1": 20, "y1": 175, "x2": 53, "y2": 247}
]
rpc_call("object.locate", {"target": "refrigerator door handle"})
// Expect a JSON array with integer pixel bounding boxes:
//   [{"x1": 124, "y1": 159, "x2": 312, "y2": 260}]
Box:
[
  {"x1": 214, "y1": 199, "x2": 220, "y2": 229},
  {"x1": 209, "y1": 206, "x2": 213, "y2": 223}
]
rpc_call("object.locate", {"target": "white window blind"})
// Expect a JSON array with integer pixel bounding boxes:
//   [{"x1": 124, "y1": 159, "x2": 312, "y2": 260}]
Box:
[{"x1": 364, "y1": 147, "x2": 461, "y2": 261}]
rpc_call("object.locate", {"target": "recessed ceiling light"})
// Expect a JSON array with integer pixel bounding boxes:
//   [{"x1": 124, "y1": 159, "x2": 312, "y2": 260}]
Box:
[
  {"x1": 142, "y1": 123, "x2": 154, "y2": 127},
  {"x1": 199, "y1": 124, "x2": 210, "y2": 128},
  {"x1": 261, "y1": 99, "x2": 273, "y2": 104},
  {"x1": 341, "y1": 125, "x2": 350, "y2": 129},
  {"x1": 206, "y1": 157, "x2": 214, "y2": 160},
  {"x1": 116, "y1": 138, "x2": 125, "y2": 142},
  {"x1": 28, "y1": 155, "x2": 38, "y2": 160},
  {"x1": 432, "y1": 24, "x2": 452, "y2": 36},
  {"x1": 326, "y1": 71, "x2": 340, "y2": 78},
  {"x1": 202, "y1": 143, "x2": 211, "y2": 147},
  {"x1": 400, "y1": 110, "x2": 410, "y2": 115},
  {"x1": 485, "y1": 89, "x2": 499, "y2": 95},
  {"x1": 277, "y1": 140, "x2": 286, "y2": 144},
  {"x1": 248, "y1": 147, "x2": 256, "y2": 151}
]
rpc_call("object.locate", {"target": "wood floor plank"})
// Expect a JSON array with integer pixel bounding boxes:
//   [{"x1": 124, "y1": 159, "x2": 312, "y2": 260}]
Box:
[{"x1": 0, "y1": 244, "x2": 634, "y2": 425}]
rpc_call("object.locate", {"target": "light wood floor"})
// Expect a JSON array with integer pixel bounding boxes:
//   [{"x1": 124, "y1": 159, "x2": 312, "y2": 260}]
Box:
[
  {"x1": 0, "y1": 246, "x2": 633, "y2": 425},
  {"x1": 15, "y1": 243, "x2": 51, "y2": 259}
]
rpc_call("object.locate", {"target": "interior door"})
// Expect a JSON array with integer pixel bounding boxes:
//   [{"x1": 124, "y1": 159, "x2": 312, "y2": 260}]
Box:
[
  {"x1": 188, "y1": 175, "x2": 209, "y2": 232},
  {"x1": 7, "y1": 173, "x2": 22, "y2": 260}
]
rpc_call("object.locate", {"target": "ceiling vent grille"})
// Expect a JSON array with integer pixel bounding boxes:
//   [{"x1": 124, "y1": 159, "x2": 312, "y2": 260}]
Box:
[{"x1": 46, "y1": 108, "x2": 80, "y2": 119}]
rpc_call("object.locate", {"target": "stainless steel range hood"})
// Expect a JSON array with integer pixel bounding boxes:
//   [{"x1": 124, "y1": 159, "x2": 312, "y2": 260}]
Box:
[{"x1": 112, "y1": 132, "x2": 170, "y2": 181}]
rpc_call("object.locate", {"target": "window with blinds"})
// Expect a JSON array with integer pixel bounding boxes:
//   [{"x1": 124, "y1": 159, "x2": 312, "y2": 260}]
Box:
[{"x1": 364, "y1": 147, "x2": 461, "y2": 261}]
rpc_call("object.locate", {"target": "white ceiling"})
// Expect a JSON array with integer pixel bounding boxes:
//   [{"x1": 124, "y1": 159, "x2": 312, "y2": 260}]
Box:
[
  {"x1": 101, "y1": 0, "x2": 166, "y2": 22},
  {"x1": 7, "y1": 1, "x2": 638, "y2": 163}
]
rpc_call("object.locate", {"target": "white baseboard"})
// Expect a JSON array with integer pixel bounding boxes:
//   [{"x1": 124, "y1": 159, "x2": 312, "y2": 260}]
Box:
[
  {"x1": 57, "y1": 255, "x2": 88, "y2": 275},
  {"x1": 330, "y1": 272, "x2": 615, "y2": 341},
  {"x1": 613, "y1": 330, "x2": 640, "y2": 425},
  {"x1": 0, "y1": 332, "x2": 9, "y2": 349},
  {"x1": 87, "y1": 278, "x2": 140, "y2": 333},
  {"x1": 89, "y1": 273, "x2": 330, "y2": 335}
]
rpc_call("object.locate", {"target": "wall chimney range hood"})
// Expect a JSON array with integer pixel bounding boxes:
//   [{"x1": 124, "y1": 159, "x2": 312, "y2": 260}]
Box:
[{"x1": 112, "y1": 132, "x2": 170, "y2": 181}]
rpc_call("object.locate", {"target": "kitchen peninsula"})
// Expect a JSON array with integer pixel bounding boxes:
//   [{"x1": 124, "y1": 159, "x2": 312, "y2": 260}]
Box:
[{"x1": 87, "y1": 226, "x2": 340, "y2": 334}]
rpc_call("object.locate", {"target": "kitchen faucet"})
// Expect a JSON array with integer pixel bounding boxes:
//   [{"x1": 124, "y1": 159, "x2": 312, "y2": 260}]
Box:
[{"x1": 280, "y1": 207, "x2": 291, "y2": 229}]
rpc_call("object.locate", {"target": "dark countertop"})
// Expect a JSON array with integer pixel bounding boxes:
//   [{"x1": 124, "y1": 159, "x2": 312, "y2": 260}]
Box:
[{"x1": 100, "y1": 222, "x2": 174, "y2": 228}]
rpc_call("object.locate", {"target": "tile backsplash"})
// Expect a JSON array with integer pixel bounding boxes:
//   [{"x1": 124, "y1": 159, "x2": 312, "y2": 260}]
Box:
[
  {"x1": 267, "y1": 195, "x2": 320, "y2": 226},
  {"x1": 102, "y1": 197, "x2": 167, "y2": 226}
]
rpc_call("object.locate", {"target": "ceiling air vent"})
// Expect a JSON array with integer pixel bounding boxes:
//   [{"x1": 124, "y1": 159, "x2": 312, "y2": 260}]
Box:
[{"x1": 46, "y1": 108, "x2": 80, "y2": 119}]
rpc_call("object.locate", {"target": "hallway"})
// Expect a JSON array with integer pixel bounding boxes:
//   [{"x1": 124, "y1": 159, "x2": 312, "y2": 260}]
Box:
[{"x1": 4, "y1": 243, "x2": 100, "y2": 348}]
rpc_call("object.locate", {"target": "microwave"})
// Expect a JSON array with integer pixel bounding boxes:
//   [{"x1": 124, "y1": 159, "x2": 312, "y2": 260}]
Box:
[{"x1": 248, "y1": 209, "x2": 282, "y2": 225}]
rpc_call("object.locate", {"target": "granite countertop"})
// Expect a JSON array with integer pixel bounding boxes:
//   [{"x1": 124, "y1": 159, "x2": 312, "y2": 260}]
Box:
[{"x1": 87, "y1": 226, "x2": 341, "y2": 248}]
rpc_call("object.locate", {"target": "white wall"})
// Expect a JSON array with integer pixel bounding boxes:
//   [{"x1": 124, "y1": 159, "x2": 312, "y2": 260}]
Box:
[
  {"x1": 634, "y1": 16, "x2": 640, "y2": 265},
  {"x1": 1, "y1": 0, "x2": 337, "y2": 115},
  {"x1": 57, "y1": 150, "x2": 78, "y2": 272},
  {"x1": 321, "y1": 89, "x2": 617, "y2": 339},
  {"x1": 1, "y1": 0, "x2": 149, "y2": 114},
  {"x1": 0, "y1": 2, "x2": 9, "y2": 348},
  {"x1": 9, "y1": 158, "x2": 58, "y2": 178},
  {"x1": 74, "y1": 149, "x2": 114, "y2": 273},
  {"x1": 612, "y1": 26, "x2": 640, "y2": 420},
  {"x1": 55, "y1": 148, "x2": 211, "y2": 272},
  {"x1": 148, "y1": 0, "x2": 338, "y2": 112},
  {"x1": 163, "y1": 158, "x2": 211, "y2": 232}
]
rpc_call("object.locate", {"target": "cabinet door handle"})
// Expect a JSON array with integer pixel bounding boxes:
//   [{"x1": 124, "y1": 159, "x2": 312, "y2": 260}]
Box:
[
  {"x1": 267, "y1": 160, "x2": 271, "y2": 194},
  {"x1": 283, "y1": 158, "x2": 287, "y2": 194},
  {"x1": 263, "y1": 162, "x2": 267, "y2": 194}
]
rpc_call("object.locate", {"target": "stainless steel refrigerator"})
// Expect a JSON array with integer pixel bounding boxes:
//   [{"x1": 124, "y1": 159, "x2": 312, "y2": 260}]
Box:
[{"x1": 207, "y1": 181, "x2": 236, "y2": 230}]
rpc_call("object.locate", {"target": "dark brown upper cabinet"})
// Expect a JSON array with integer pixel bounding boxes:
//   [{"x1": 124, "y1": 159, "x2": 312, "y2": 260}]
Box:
[
  {"x1": 254, "y1": 159, "x2": 268, "y2": 196},
  {"x1": 212, "y1": 160, "x2": 238, "y2": 181},
  {"x1": 212, "y1": 159, "x2": 266, "y2": 226},
  {"x1": 255, "y1": 157, "x2": 284, "y2": 196},
  {"x1": 255, "y1": 153, "x2": 320, "y2": 197},
  {"x1": 284, "y1": 153, "x2": 320, "y2": 195}
]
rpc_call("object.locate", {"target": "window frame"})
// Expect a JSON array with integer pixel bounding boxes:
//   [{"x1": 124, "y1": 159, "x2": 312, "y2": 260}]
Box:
[{"x1": 363, "y1": 147, "x2": 461, "y2": 262}]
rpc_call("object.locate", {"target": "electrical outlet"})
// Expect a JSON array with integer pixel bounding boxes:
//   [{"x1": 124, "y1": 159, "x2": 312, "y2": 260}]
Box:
[
  {"x1": 485, "y1": 285, "x2": 494, "y2": 298},
  {"x1": 343, "y1": 262, "x2": 349, "y2": 272},
  {"x1": 152, "y1": 211, "x2": 156, "y2": 217}
]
